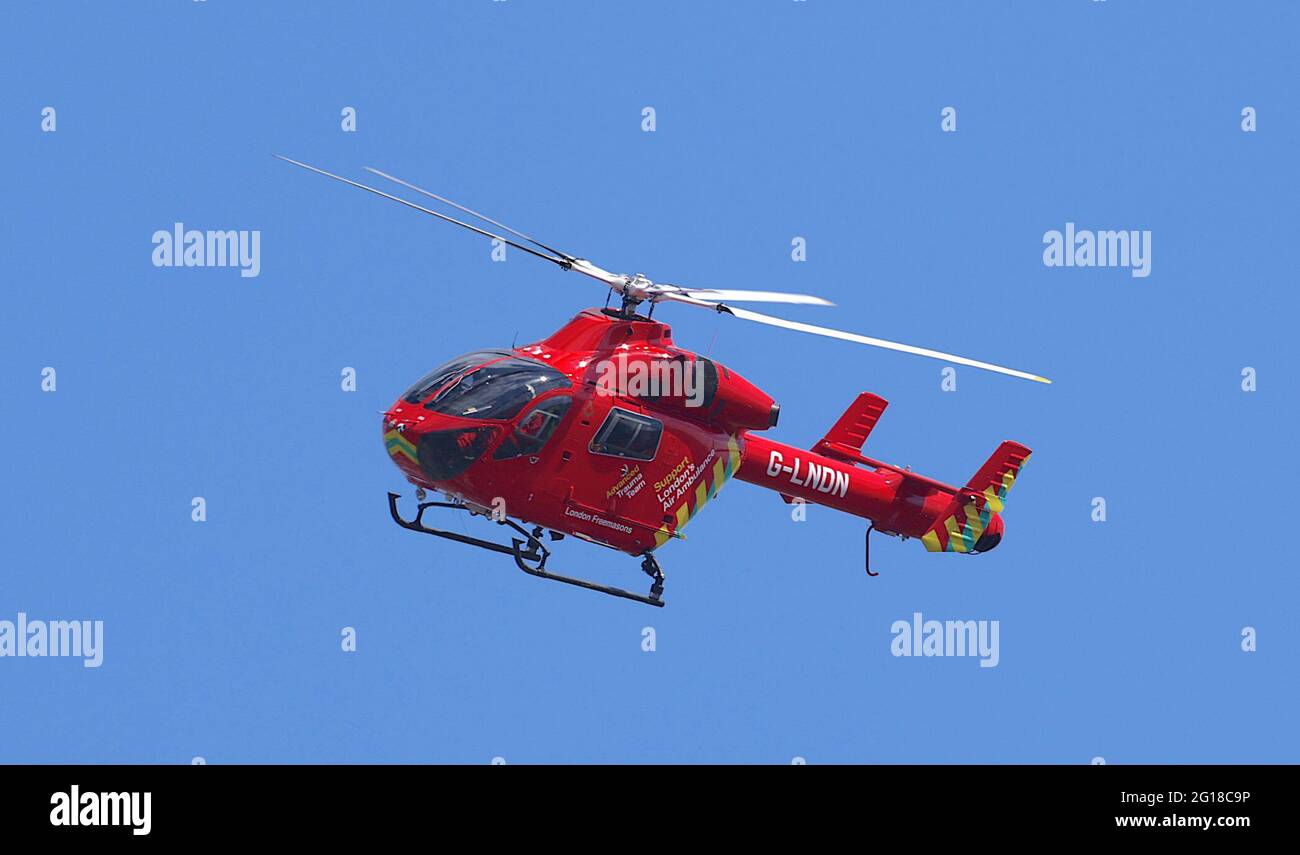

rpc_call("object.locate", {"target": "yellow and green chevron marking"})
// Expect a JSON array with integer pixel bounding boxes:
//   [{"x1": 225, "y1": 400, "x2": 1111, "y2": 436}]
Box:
[
  {"x1": 980, "y1": 462, "x2": 1021, "y2": 514},
  {"x1": 921, "y1": 454, "x2": 1029, "y2": 553},
  {"x1": 921, "y1": 499, "x2": 992, "y2": 553},
  {"x1": 384, "y1": 429, "x2": 419, "y2": 466},
  {"x1": 652, "y1": 436, "x2": 742, "y2": 549}
]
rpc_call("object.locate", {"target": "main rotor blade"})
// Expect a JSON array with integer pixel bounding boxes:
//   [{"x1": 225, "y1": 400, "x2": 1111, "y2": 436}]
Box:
[
  {"x1": 274, "y1": 155, "x2": 570, "y2": 268},
  {"x1": 663, "y1": 287, "x2": 834, "y2": 306},
  {"x1": 654, "y1": 292, "x2": 1050, "y2": 384},
  {"x1": 724, "y1": 305, "x2": 1050, "y2": 384},
  {"x1": 365, "y1": 167, "x2": 577, "y2": 263},
  {"x1": 281, "y1": 155, "x2": 1045, "y2": 385}
]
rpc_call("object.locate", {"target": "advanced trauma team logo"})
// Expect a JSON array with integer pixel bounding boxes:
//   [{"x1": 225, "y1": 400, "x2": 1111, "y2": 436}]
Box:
[{"x1": 50, "y1": 787, "x2": 151, "y2": 836}]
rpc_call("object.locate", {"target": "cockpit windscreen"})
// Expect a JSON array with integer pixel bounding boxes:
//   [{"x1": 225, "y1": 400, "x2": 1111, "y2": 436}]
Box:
[{"x1": 423, "y1": 358, "x2": 572, "y2": 421}]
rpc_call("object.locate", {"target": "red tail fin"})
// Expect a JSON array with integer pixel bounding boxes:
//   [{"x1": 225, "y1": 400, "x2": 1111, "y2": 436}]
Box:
[
  {"x1": 920, "y1": 442, "x2": 1031, "y2": 553},
  {"x1": 963, "y1": 441, "x2": 1032, "y2": 513},
  {"x1": 814, "y1": 393, "x2": 888, "y2": 458}
]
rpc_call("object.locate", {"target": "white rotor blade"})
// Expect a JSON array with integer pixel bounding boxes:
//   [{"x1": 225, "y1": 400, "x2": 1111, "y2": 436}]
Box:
[
  {"x1": 666, "y1": 288, "x2": 834, "y2": 306},
  {"x1": 365, "y1": 166, "x2": 577, "y2": 262},
  {"x1": 276, "y1": 155, "x2": 628, "y2": 293},
  {"x1": 361, "y1": 166, "x2": 629, "y2": 293},
  {"x1": 568, "y1": 258, "x2": 629, "y2": 291},
  {"x1": 274, "y1": 155, "x2": 569, "y2": 267},
  {"x1": 280, "y1": 157, "x2": 1047, "y2": 384},
  {"x1": 722, "y1": 304, "x2": 1051, "y2": 384}
]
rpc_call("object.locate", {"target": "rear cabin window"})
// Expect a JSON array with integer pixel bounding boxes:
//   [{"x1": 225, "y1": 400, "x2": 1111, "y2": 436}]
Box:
[{"x1": 589, "y1": 408, "x2": 663, "y2": 462}]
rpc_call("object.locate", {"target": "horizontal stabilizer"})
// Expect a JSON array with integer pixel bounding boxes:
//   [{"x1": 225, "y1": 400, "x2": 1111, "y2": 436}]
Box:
[
  {"x1": 920, "y1": 441, "x2": 1031, "y2": 553},
  {"x1": 815, "y1": 393, "x2": 889, "y2": 458},
  {"x1": 964, "y1": 441, "x2": 1032, "y2": 513}
]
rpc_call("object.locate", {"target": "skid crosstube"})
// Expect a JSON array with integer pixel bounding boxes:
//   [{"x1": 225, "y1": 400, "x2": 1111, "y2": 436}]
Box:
[{"x1": 387, "y1": 493, "x2": 665, "y2": 607}]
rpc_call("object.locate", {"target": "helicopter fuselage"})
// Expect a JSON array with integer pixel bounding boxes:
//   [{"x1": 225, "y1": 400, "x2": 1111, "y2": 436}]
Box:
[
  {"x1": 382, "y1": 308, "x2": 1009, "y2": 557},
  {"x1": 276, "y1": 155, "x2": 1038, "y2": 603}
]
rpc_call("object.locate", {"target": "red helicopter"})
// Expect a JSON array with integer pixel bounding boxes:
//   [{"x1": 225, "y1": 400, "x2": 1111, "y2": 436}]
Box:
[{"x1": 279, "y1": 156, "x2": 1049, "y2": 606}]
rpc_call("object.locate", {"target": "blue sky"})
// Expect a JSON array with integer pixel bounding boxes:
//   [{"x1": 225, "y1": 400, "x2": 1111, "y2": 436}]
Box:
[{"x1": 1, "y1": 1, "x2": 1296, "y2": 763}]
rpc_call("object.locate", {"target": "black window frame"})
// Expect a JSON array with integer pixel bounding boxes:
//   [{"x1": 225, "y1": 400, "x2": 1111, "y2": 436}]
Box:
[
  {"x1": 588, "y1": 407, "x2": 664, "y2": 462},
  {"x1": 400, "y1": 350, "x2": 512, "y2": 405},
  {"x1": 423, "y1": 357, "x2": 572, "y2": 421},
  {"x1": 491, "y1": 393, "x2": 574, "y2": 461}
]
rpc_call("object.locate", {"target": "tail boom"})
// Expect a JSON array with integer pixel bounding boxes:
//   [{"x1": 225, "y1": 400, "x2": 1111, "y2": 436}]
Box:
[
  {"x1": 735, "y1": 421, "x2": 1030, "y2": 553},
  {"x1": 736, "y1": 434, "x2": 962, "y2": 539}
]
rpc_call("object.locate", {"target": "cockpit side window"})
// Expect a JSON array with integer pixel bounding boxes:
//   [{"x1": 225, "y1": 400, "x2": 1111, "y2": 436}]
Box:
[
  {"x1": 492, "y1": 395, "x2": 573, "y2": 460},
  {"x1": 424, "y1": 357, "x2": 572, "y2": 420},
  {"x1": 589, "y1": 408, "x2": 663, "y2": 462},
  {"x1": 401, "y1": 350, "x2": 510, "y2": 404}
]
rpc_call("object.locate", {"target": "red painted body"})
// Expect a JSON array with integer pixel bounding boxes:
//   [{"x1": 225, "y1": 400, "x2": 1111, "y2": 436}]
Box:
[
  {"x1": 737, "y1": 434, "x2": 961, "y2": 537},
  {"x1": 382, "y1": 308, "x2": 1021, "y2": 558}
]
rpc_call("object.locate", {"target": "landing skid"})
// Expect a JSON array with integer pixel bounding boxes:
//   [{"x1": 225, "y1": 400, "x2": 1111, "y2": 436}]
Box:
[{"x1": 387, "y1": 492, "x2": 666, "y2": 607}]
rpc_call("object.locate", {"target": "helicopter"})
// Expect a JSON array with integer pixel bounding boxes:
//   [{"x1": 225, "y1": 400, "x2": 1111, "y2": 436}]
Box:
[{"x1": 278, "y1": 155, "x2": 1048, "y2": 607}]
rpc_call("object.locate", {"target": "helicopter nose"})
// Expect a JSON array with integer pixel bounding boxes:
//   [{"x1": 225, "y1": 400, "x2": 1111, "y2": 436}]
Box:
[
  {"x1": 381, "y1": 407, "x2": 423, "y2": 469},
  {"x1": 973, "y1": 513, "x2": 1004, "y2": 553},
  {"x1": 382, "y1": 405, "x2": 416, "y2": 433}
]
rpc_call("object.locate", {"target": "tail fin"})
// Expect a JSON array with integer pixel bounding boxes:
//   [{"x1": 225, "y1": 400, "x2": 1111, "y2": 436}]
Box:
[
  {"x1": 814, "y1": 392, "x2": 888, "y2": 458},
  {"x1": 963, "y1": 441, "x2": 1031, "y2": 513},
  {"x1": 920, "y1": 441, "x2": 1031, "y2": 553}
]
